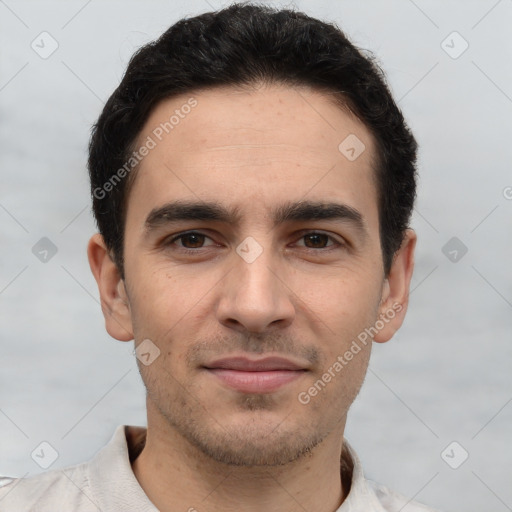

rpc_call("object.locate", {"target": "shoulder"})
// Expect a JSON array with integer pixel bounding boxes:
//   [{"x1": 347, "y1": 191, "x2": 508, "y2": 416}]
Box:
[
  {"x1": 0, "y1": 462, "x2": 96, "y2": 511},
  {"x1": 368, "y1": 480, "x2": 441, "y2": 512},
  {"x1": 0, "y1": 425, "x2": 145, "y2": 511},
  {"x1": 341, "y1": 440, "x2": 441, "y2": 512}
]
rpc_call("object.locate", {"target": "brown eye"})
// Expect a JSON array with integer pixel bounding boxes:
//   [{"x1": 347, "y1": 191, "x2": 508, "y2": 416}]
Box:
[
  {"x1": 303, "y1": 233, "x2": 331, "y2": 249},
  {"x1": 165, "y1": 231, "x2": 215, "y2": 252},
  {"x1": 177, "y1": 233, "x2": 207, "y2": 248}
]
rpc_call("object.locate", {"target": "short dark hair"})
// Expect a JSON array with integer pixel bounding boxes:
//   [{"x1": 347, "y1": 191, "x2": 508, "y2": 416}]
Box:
[{"x1": 88, "y1": 2, "x2": 417, "y2": 279}]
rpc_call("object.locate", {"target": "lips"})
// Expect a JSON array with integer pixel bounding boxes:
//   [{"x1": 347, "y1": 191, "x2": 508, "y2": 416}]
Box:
[
  {"x1": 204, "y1": 356, "x2": 306, "y2": 372},
  {"x1": 203, "y1": 356, "x2": 307, "y2": 393}
]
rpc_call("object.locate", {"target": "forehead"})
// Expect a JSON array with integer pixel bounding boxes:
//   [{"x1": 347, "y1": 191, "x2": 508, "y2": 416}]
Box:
[{"x1": 127, "y1": 84, "x2": 379, "y2": 232}]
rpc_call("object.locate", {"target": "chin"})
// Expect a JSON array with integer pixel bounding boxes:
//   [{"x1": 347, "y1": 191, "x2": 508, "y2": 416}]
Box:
[{"x1": 179, "y1": 412, "x2": 326, "y2": 467}]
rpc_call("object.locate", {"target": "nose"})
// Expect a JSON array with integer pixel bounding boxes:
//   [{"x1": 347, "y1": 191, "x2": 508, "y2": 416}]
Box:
[{"x1": 215, "y1": 245, "x2": 296, "y2": 334}]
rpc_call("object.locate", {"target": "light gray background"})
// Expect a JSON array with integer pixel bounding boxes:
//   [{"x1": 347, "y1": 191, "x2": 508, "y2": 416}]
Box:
[{"x1": 1, "y1": 1, "x2": 511, "y2": 511}]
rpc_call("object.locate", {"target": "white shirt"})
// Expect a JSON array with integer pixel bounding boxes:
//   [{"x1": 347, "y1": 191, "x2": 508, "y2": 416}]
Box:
[{"x1": 0, "y1": 425, "x2": 439, "y2": 511}]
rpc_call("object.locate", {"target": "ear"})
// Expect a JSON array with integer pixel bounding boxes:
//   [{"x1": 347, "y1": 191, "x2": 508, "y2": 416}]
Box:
[
  {"x1": 87, "y1": 233, "x2": 134, "y2": 341},
  {"x1": 373, "y1": 228, "x2": 417, "y2": 343}
]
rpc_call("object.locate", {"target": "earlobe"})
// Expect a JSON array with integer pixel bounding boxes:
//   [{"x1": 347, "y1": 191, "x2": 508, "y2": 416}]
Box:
[
  {"x1": 373, "y1": 229, "x2": 417, "y2": 343},
  {"x1": 87, "y1": 233, "x2": 134, "y2": 342}
]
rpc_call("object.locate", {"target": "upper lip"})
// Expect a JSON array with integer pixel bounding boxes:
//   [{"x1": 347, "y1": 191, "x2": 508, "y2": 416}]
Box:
[{"x1": 203, "y1": 356, "x2": 307, "y2": 371}]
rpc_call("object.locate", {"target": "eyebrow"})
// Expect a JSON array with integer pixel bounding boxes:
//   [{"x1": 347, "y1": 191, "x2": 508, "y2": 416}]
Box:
[{"x1": 144, "y1": 199, "x2": 368, "y2": 239}]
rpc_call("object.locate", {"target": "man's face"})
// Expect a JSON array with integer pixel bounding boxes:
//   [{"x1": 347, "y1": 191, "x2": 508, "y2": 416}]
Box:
[{"x1": 113, "y1": 84, "x2": 394, "y2": 465}]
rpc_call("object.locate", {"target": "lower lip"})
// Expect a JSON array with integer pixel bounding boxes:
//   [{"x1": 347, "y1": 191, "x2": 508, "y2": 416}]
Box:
[{"x1": 206, "y1": 369, "x2": 305, "y2": 393}]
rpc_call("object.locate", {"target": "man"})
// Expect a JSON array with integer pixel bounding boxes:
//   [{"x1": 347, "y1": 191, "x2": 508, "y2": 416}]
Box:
[{"x1": 0, "y1": 3, "x2": 439, "y2": 510}]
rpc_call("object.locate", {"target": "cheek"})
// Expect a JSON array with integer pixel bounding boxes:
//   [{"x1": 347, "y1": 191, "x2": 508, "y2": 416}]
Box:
[
  {"x1": 297, "y1": 343, "x2": 371, "y2": 421},
  {"x1": 303, "y1": 274, "x2": 381, "y2": 376},
  {"x1": 127, "y1": 271, "x2": 207, "y2": 369},
  {"x1": 128, "y1": 269, "x2": 187, "y2": 329},
  {"x1": 299, "y1": 271, "x2": 381, "y2": 328}
]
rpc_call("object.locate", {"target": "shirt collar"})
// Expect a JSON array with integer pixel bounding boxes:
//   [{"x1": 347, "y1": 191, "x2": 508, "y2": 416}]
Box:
[
  {"x1": 87, "y1": 425, "x2": 157, "y2": 511},
  {"x1": 337, "y1": 441, "x2": 388, "y2": 511},
  {"x1": 87, "y1": 425, "x2": 386, "y2": 512}
]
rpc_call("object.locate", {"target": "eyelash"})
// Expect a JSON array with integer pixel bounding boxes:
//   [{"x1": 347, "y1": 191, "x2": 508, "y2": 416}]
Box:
[{"x1": 164, "y1": 230, "x2": 344, "y2": 255}]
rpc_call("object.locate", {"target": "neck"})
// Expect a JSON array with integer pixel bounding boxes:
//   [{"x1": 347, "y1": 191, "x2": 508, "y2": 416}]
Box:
[{"x1": 132, "y1": 406, "x2": 349, "y2": 512}]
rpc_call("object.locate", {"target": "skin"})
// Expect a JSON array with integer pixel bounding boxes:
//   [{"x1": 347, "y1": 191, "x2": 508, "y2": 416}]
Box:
[{"x1": 88, "y1": 83, "x2": 416, "y2": 512}]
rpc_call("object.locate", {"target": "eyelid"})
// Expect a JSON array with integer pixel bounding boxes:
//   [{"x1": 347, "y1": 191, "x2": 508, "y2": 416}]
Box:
[
  {"x1": 166, "y1": 230, "x2": 217, "y2": 248},
  {"x1": 293, "y1": 229, "x2": 344, "y2": 248},
  {"x1": 165, "y1": 229, "x2": 345, "y2": 252}
]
